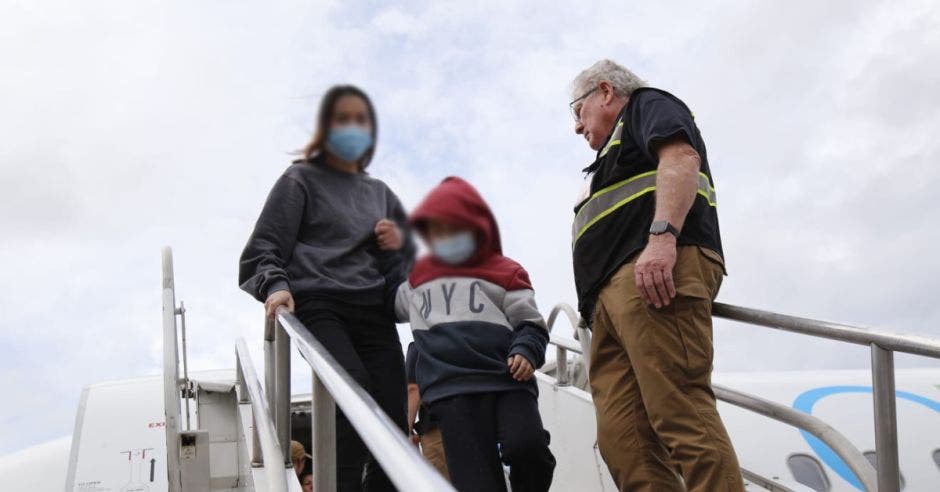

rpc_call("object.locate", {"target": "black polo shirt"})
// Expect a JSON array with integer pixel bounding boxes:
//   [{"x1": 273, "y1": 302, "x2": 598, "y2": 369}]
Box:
[{"x1": 572, "y1": 87, "x2": 724, "y2": 323}]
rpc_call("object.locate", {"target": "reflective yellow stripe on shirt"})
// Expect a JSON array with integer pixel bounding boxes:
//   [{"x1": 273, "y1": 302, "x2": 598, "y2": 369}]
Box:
[
  {"x1": 572, "y1": 171, "x2": 717, "y2": 244},
  {"x1": 598, "y1": 120, "x2": 624, "y2": 158}
]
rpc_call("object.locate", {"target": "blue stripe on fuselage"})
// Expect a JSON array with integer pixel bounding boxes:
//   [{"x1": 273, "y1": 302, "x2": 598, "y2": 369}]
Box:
[{"x1": 792, "y1": 386, "x2": 940, "y2": 490}]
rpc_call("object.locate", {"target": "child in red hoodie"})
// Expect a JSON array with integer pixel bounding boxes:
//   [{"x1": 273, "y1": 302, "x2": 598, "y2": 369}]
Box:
[{"x1": 394, "y1": 177, "x2": 556, "y2": 492}]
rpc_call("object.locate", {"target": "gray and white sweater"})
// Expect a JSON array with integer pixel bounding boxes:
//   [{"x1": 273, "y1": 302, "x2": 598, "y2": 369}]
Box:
[{"x1": 395, "y1": 268, "x2": 549, "y2": 404}]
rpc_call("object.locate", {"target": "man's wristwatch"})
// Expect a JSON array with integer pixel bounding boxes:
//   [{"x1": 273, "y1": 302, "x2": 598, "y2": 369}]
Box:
[{"x1": 649, "y1": 220, "x2": 680, "y2": 238}]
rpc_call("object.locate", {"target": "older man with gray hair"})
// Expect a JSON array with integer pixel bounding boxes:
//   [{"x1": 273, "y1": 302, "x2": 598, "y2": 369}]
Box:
[{"x1": 567, "y1": 59, "x2": 744, "y2": 492}]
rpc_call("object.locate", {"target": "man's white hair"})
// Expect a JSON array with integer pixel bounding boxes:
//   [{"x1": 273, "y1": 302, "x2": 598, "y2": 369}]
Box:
[{"x1": 570, "y1": 59, "x2": 647, "y2": 100}]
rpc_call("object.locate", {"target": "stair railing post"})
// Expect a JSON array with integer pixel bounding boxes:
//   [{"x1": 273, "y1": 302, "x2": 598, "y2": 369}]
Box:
[
  {"x1": 237, "y1": 350, "x2": 263, "y2": 466},
  {"x1": 263, "y1": 316, "x2": 280, "y2": 468},
  {"x1": 251, "y1": 412, "x2": 264, "y2": 466},
  {"x1": 275, "y1": 316, "x2": 292, "y2": 465},
  {"x1": 871, "y1": 343, "x2": 901, "y2": 492},
  {"x1": 312, "y1": 370, "x2": 337, "y2": 492},
  {"x1": 556, "y1": 345, "x2": 569, "y2": 386}
]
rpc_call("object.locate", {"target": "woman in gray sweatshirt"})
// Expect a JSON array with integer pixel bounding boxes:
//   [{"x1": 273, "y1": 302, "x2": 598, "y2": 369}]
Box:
[{"x1": 239, "y1": 85, "x2": 414, "y2": 492}]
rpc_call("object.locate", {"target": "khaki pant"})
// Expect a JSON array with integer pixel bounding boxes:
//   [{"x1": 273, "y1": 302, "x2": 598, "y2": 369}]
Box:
[
  {"x1": 589, "y1": 246, "x2": 745, "y2": 492},
  {"x1": 420, "y1": 427, "x2": 450, "y2": 480}
]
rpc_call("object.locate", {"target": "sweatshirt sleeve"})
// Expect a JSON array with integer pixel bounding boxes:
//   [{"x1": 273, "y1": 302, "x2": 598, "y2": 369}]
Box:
[
  {"x1": 502, "y1": 279, "x2": 549, "y2": 368},
  {"x1": 238, "y1": 174, "x2": 306, "y2": 302},
  {"x1": 380, "y1": 189, "x2": 417, "y2": 311},
  {"x1": 394, "y1": 282, "x2": 412, "y2": 323}
]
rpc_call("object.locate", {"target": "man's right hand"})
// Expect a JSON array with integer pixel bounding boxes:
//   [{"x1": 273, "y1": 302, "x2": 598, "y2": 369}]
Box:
[{"x1": 264, "y1": 290, "x2": 295, "y2": 319}]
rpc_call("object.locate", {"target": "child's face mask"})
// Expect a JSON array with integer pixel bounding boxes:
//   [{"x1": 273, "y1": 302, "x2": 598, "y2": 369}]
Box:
[{"x1": 431, "y1": 231, "x2": 476, "y2": 265}]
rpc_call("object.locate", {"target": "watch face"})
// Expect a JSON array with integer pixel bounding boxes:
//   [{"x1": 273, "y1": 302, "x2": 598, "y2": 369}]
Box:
[{"x1": 650, "y1": 221, "x2": 667, "y2": 234}]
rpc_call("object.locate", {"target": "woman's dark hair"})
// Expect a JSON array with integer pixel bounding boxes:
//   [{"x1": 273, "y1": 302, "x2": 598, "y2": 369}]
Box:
[{"x1": 300, "y1": 84, "x2": 378, "y2": 169}]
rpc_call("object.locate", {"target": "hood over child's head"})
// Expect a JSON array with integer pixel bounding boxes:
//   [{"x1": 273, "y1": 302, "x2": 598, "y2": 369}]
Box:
[{"x1": 409, "y1": 177, "x2": 502, "y2": 266}]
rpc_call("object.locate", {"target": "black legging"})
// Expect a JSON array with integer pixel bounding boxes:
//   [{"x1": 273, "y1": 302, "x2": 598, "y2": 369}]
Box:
[{"x1": 296, "y1": 298, "x2": 407, "y2": 492}]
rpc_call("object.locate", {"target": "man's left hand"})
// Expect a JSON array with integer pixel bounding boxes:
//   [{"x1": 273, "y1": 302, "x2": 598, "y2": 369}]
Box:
[{"x1": 634, "y1": 234, "x2": 678, "y2": 308}]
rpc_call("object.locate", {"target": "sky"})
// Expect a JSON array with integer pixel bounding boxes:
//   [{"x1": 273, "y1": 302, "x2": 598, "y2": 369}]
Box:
[{"x1": 1, "y1": 0, "x2": 939, "y2": 455}]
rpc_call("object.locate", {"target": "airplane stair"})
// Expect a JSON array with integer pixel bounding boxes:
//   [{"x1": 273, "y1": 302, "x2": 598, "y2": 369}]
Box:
[{"x1": 65, "y1": 247, "x2": 940, "y2": 491}]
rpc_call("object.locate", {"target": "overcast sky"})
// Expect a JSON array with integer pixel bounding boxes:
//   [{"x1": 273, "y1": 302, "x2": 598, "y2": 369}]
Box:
[{"x1": 2, "y1": 0, "x2": 939, "y2": 455}]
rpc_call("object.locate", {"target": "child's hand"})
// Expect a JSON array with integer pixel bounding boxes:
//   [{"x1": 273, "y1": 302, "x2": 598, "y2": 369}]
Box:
[
  {"x1": 375, "y1": 219, "x2": 403, "y2": 250},
  {"x1": 507, "y1": 354, "x2": 535, "y2": 381}
]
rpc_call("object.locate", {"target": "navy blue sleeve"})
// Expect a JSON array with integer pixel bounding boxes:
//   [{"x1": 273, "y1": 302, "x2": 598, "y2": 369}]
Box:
[
  {"x1": 509, "y1": 323, "x2": 549, "y2": 369},
  {"x1": 238, "y1": 174, "x2": 306, "y2": 302},
  {"x1": 503, "y1": 284, "x2": 549, "y2": 368},
  {"x1": 628, "y1": 90, "x2": 698, "y2": 165}
]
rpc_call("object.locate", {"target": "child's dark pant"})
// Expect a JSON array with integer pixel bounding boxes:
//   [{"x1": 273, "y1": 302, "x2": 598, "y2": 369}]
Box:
[{"x1": 430, "y1": 390, "x2": 555, "y2": 492}]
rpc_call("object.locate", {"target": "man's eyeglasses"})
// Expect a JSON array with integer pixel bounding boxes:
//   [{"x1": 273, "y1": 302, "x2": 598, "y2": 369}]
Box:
[{"x1": 569, "y1": 87, "x2": 598, "y2": 122}]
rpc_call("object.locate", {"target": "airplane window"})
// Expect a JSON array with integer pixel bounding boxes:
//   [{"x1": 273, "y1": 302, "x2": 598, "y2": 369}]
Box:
[
  {"x1": 787, "y1": 454, "x2": 830, "y2": 492},
  {"x1": 934, "y1": 449, "x2": 940, "y2": 471},
  {"x1": 863, "y1": 451, "x2": 906, "y2": 489}
]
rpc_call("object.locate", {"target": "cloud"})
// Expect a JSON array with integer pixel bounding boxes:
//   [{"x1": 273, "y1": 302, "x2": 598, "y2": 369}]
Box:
[
  {"x1": 2, "y1": 0, "x2": 939, "y2": 455},
  {"x1": 371, "y1": 8, "x2": 427, "y2": 37}
]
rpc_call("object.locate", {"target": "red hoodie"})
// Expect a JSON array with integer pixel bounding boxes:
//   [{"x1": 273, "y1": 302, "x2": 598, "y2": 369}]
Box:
[
  {"x1": 394, "y1": 177, "x2": 549, "y2": 404},
  {"x1": 408, "y1": 176, "x2": 532, "y2": 291}
]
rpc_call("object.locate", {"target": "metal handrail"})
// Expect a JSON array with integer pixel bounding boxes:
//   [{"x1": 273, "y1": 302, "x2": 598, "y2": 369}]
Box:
[
  {"x1": 544, "y1": 301, "x2": 940, "y2": 492},
  {"x1": 161, "y1": 247, "x2": 182, "y2": 492},
  {"x1": 543, "y1": 312, "x2": 827, "y2": 491},
  {"x1": 546, "y1": 303, "x2": 587, "y2": 387},
  {"x1": 544, "y1": 311, "x2": 877, "y2": 491},
  {"x1": 271, "y1": 308, "x2": 456, "y2": 492},
  {"x1": 713, "y1": 302, "x2": 940, "y2": 492},
  {"x1": 713, "y1": 303, "x2": 940, "y2": 358},
  {"x1": 235, "y1": 338, "x2": 290, "y2": 491},
  {"x1": 739, "y1": 469, "x2": 799, "y2": 492},
  {"x1": 713, "y1": 384, "x2": 877, "y2": 491}
]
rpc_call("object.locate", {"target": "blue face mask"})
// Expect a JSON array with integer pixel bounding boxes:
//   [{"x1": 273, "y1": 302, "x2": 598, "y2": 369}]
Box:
[
  {"x1": 326, "y1": 125, "x2": 373, "y2": 162},
  {"x1": 431, "y1": 232, "x2": 477, "y2": 265}
]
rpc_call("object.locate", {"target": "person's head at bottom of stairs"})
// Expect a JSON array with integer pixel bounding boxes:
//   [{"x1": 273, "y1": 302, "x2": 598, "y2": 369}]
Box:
[
  {"x1": 290, "y1": 440, "x2": 311, "y2": 477},
  {"x1": 300, "y1": 472, "x2": 313, "y2": 492}
]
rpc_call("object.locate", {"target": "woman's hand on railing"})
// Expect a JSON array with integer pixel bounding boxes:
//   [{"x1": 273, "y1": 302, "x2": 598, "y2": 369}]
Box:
[
  {"x1": 375, "y1": 219, "x2": 403, "y2": 251},
  {"x1": 265, "y1": 290, "x2": 295, "y2": 319}
]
